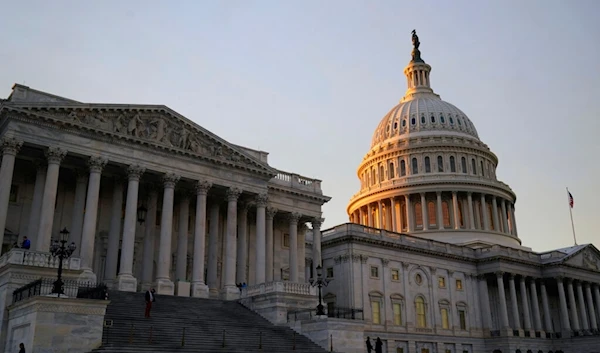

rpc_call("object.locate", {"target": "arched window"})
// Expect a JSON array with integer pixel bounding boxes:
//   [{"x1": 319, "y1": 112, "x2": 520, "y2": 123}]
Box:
[
  {"x1": 421, "y1": 116, "x2": 426, "y2": 124},
  {"x1": 449, "y1": 116, "x2": 454, "y2": 125},
  {"x1": 402, "y1": 119, "x2": 406, "y2": 127},
  {"x1": 458, "y1": 200, "x2": 464, "y2": 227},
  {"x1": 369, "y1": 292, "x2": 383, "y2": 325},
  {"x1": 415, "y1": 202, "x2": 423, "y2": 228},
  {"x1": 430, "y1": 115, "x2": 435, "y2": 123},
  {"x1": 400, "y1": 160, "x2": 406, "y2": 176},
  {"x1": 411, "y1": 117, "x2": 416, "y2": 125},
  {"x1": 437, "y1": 156, "x2": 444, "y2": 172},
  {"x1": 439, "y1": 300, "x2": 451, "y2": 329},
  {"x1": 440, "y1": 115, "x2": 445, "y2": 124},
  {"x1": 425, "y1": 157, "x2": 431, "y2": 173},
  {"x1": 480, "y1": 161, "x2": 485, "y2": 177},
  {"x1": 442, "y1": 201, "x2": 451, "y2": 227},
  {"x1": 379, "y1": 165, "x2": 385, "y2": 182},
  {"x1": 390, "y1": 294, "x2": 404, "y2": 326},
  {"x1": 427, "y1": 201, "x2": 436, "y2": 226},
  {"x1": 461, "y1": 157, "x2": 467, "y2": 174},
  {"x1": 450, "y1": 156, "x2": 456, "y2": 172},
  {"x1": 471, "y1": 158, "x2": 477, "y2": 175},
  {"x1": 411, "y1": 158, "x2": 418, "y2": 174},
  {"x1": 389, "y1": 162, "x2": 395, "y2": 179},
  {"x1": 415, "y1": 296, "x2": 427, "y2": 328}
]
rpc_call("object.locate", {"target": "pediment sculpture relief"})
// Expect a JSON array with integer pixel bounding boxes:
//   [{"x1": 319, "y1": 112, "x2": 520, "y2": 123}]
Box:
[{"x1": 583, "y1": 250, "x2": 599, "y2": 271}]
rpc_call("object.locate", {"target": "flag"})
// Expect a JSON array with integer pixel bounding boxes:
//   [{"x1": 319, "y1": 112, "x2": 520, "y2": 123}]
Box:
[{"x1": 568, "y1": 191, "x2": 574, "y2": 208}]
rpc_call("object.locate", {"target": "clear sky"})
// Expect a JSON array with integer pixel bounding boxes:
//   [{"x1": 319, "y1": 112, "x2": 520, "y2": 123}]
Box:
[{"x1": 1, "y1": 0, "x2": 598, "y2": 252}]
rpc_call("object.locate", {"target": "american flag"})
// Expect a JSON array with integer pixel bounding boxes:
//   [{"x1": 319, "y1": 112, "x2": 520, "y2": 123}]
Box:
[{"x1": 568, "y1": 191, "x2": 574, "y2": 208}]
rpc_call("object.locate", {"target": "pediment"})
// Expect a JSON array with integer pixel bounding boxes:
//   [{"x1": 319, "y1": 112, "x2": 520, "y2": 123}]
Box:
[
  {"x1": 563, "y1": 245, "x2": 600, "y2": 271},
  {"x1": 2, "y1": 103, "x2": 276, "y2": 177}
]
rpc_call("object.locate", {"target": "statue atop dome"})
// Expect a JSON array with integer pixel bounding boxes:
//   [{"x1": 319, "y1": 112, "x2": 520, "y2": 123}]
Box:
[{"x1": 411, "y1": 29, "x2": 424, "y2": 63}]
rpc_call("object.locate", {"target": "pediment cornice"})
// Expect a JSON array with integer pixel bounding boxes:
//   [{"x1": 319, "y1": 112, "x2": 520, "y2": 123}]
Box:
[{"x1": 1, "y1": 103, "x2": 277, "y2": 178}]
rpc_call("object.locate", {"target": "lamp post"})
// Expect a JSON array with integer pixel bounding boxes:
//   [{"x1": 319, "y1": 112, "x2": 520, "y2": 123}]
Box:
[
  {"x1": 49, "y1": 227, "x2": 77, "y2": 297},
  {"x1": 137, "y1": 205, "x2": 148, "y2": 224},
  {"x1": 309, "y1": 265, "x2": 331, "y2": 316}
]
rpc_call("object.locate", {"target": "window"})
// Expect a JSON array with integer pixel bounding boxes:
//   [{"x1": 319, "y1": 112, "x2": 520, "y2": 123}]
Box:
[
  {"x1": 450, "y1": 156, "x2": 456, "y2": 172},
  {"x1": 414, "y1": 202, "x2": 423, "y2": 227},
  {"x1": 421, "y1": 116, "x2": 426, "y2": 124},
  {"x1": 391, "y1": 269, "x2": 400, "y2": 281},
  {"x1": 393, "y1": 303, "x2": 402, "y2": 325},
  {"x1": 371, "y1": 300, "x2": 381, "y2": 324},
  {"x1": 441, "y1": 308, "x2": 450, "y2": 329},
  {"x1": 440, "y1": 115, "x2": 445, "y2": 124},
  {"x1": 442, "y1": 201, "x2": 451, "y2": 227},
  {"x1": 438, "y1": 277, "x2": 446, "y2": 288},
  {"x1": 9, "y1": 185, "x2": 18, "y2": 203},
  {"x1": 425, "y1": 157, "x2": 431, "y2": 173},
  {"x1": 457, "y1": 118, "x2": 462, "y2": 126},
  {"x1": 430, "y1": 115, "x2": 435, "y2": 123},
  {"x1": 397, "y1": 349, "x2": 404, "y2": 353},
  {"x1": 461, "y1": 157, "x2": 467, "y2": 174},
  {"x1": 402, "y1": 119, "x2": 406, "y2": 127},
  {"x1": 437, "y1": 156, "x2": 444, "y2": 172},
  {"x1": 393, "y1": 122, "x2": 398, "y2": 129},
  {"x1": 370, "y1": 266, "x2": 379, "y2": 278},
  {"x1": 389, "y1": 162, "x2": 395, "y2": 179},
  {"x1": 427, "y1": 202, "x2": 436, "y2": 226},
  {"x1": 480, "y1": 160, "x2": 485, "y2": 176},
  {"x1": 415, "y1": 296, "x2": 427, "y2": 328},
  {"x1": 283, "y1": 234, "x2": 290, "y2": 248},
  {"x1": 411, "y1": 117, "x2": 416, "y2": 125},
  {"x1": 400, "y1": 160, "x2": 406, "y2": 176},
  {"x1": 421, "y1": 350, "x2": 430, "y2": 353},
  {"x1": 458, "y1": 200, "x2": 464, "y2": 227},
  {"x1": 449, "y1": 116, "x2": 454, "y2": 125},
  {"x1": 471, "y1": 158, "x2": 476, "y2": 175},
  {"x1": 487, "y1": 203, "x2": 495, "y2": 230},
  {"x1": 459, "y1": 310, "x2": 467, "y2": 330},
  {"x1": 326, "y1": 267, "x2": 334, "y2": 278},
  {"x1": 456, "y1": 279, "x2": 463, "y2": 290},
  {"x1": 411, "y1": 158, "x2": 418, "y2": 174},
  {"x1": 379, "y1": 165, "x2": 385, "y2": 182}
]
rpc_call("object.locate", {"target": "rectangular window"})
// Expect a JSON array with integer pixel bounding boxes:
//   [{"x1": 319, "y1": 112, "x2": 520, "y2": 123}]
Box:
[
  {"x1": 9, "y1": 185, "x2": 18, "y2": 203},
  {"x1": 370, "y1": 266, "x2": 379, "y2": 278},
  {"x1": 391, "y1": 269, "x2": 400, "y2": 281},
  {"x1": 326, "y1": 267, "x2": 334, "y2": 278},
  {"x1": 393, "y1": 303, "x2": 402, "y2": 325},
  {"x1": 441, "y1": 308, "x2": 450, "y2": 329},
  {"x1": 438, "y1": 276, "x2": 446, "y2": 288},
  {"x1": 371, "y1": 301, "x2": 381, "y2": 324},
  {"x1": 396, "y1": 349, "x2": 404, "y2": 353},
  {"x1": 283, "y1": 234, "x2": 290, "y2": 248},
  {"x1": 421, "y1": 349, "x2": 430, "y2": 353},
  {"x1": 456, "y1": 279, "x2": 463, "y2": 290},
  {"x1": 445, "y1": 350, "x2": 452, "y2": 353},
  {"x1": 459, "y1": 310, "x2": 467, "y2": 330}
]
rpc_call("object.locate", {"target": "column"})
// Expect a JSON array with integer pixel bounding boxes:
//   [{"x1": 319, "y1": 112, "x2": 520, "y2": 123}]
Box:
[
  {"x1": 27, "y1": 161, "x2": 46, "y2": 242},
  {"x1": 491, "y1": 197, "x2": 500, "y2": 232},
  {"x1": 265, "y1": 207, "x2": 277, "y2": 282},
  {"x1": 141, "y1": 188, "x2": 158, "y2": 290},
  {"x1": 358, "y1": 208, "x2": 363, "y2": 226},
  {"x1": 508, "y1": 274, "x2": 521, "y2": 329},
  {"x1": 207, "y1": 203, "x2": 220, "y2": 295},
  {"x1": 288, "y1": 212, "x2": 302, "y2": 282},
  {"x1": 405, "y1": 195, "x2": 413, "y2": 232},
  {"x1": 420, "y1": 193, "x2": 428, "y2": 230},
  {"x1": 176, "y1": 194, "x2": 190, "y2": 283},
  {"x1": 566, "y1": 279, "x2": 580, "y2": 331},
  {"x1": 390, "y1": 198, "x2": 397, "y2": 232},
  {"x1": 576, "y1": 281, "x2": 589, "y2": 330},
  {"x1": 595, "y1": 285, "x2": 600, "y2": 327},
  {"x1": 0, "y1": 138, "x2": 22, "y2": 255},
  {"x1": 509, "y1": 204, "x2": 519, "y2": 236},
  {"x1": 378, "y1": 200, "x2": 383, "y2": 229},
  {"x1": 79, "y1": 156, "x2": 108, "y2": 282},
  {"x1": 69, "y1": 170, "x2": 87, "y2": 256},
  {"x1": 477, "y1": 275, "x2": 492, "y2": 332},
  {"x1": 385, "y1": 202, "x2": 392, "y2": 230},
  {"x1": 254, "y1": 193, "x2": 267, "y2": 284},
  {"x1": 116, "y1": 164, "x2": 145, "y2": 292},
  {"x1": 585, "y1": 283, "x2": 598, "y2": 330},
  {"x1": 540, "y1": 280, "x2": 554, "y2": 332},
  {"x1": 467, "y1": 192, "x2": 475, "y2": 229},
  {"x1": 519, "y1": 276, "x2": 532, "y2": 331},
  {"x1": 191, "y1": 180, "x2": 211, "y2": 298},
  {"x1": 436, "y1": 192, "x2": 443, "y2": 230},
  {"x1": 311, "y1": 218, "x2": 322, "y2": 280},
  {"x1": 222, "y1": 187, "x2": 241, "y2": 299},
  {"x1": 452, "y1": 192, "x2": 460, "y2": 230},
  {"x1": 496, "y1": 272, "x2": 510, "y2": 329},
  {"x1": 235, "y1": 202, "x2": 249, "y2": 285},
  {"x1": 104, "y1": 179, "x2": 124, "y2": 286},
  {"x1": 480, "y1": 194, "x2": 490, "y2": 231},
  {"x1": 154, "y1": 172, "x2": 179, "y2": 295},
  {"x1": 529, "y1": 278, "x2": 543, "y2": 332},
  {"x1": 368, "y1": 204, "x2": 374, "y2": 227},
  {"x1": 556, "y1": 277, "x2": 572, "y2": 332},
  {"x1": 35, "y1": 147, "x2": 67, "y2": 251},
  {"x1": 501, "y1": 199, "x2": 509, "y2": 234}
]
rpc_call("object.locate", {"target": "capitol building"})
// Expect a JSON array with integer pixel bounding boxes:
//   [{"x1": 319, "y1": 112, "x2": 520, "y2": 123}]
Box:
[{"x1": 0, "y1": 33, "x2": 599, "y2": 353}]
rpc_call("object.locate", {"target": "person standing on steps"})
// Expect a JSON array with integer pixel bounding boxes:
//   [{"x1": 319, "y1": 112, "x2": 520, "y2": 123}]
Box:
[
  {"x1": 365, "y1": 336, "x2": 373, "y2": 353},
  {"x1": 144, "y1": 288, "x2": 156, "y2": 318},
  {"x1": 18, "y1": 342, "x2": 25, "y2": 353},
  {"x1": 375, "y1": 337, "x2": 383, "y2": 353}
]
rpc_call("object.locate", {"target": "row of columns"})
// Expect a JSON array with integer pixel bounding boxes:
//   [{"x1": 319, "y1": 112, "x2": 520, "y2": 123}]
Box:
[
  {"x1": 350, "y1": 191, "x2": 517, "y2": 236},
  {"x1": 479, "y1": 272, "x2": 600, "y2": 335}
]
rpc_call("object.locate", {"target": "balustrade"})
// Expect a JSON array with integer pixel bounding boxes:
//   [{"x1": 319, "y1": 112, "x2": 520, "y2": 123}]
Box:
[{"x1": 0, "y1": 248, "x2": 81, "y2": 270}]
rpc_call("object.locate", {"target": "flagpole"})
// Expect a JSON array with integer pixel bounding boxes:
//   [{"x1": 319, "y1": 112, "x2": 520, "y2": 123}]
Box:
[{"x1": 567, "y1": 187, "x2": 577, "y2": 246}]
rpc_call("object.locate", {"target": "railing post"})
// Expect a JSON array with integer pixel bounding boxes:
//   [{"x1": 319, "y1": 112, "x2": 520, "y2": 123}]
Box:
[
  {"x1": 221, "y1": 329, "x2": 226, "y2": 348},
  {"x1": 128, "y1": 324, "x2": 134, "y2": 344},
  {"x1": 181, "y1": 327, "x2": 185, "y2": 347},
  {"x1": 258, "y1": 331, "x2": 262, "y2": 350}
]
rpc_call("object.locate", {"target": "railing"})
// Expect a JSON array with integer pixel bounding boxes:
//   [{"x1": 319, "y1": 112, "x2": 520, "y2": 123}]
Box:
[
  {"x1": 12, "y1": 277, "x2": 108, "y2": 304},
  {"x1": 271, "y1": 171, "x2": 323, "y2": 194},
  {"x1": 0, "y1": 248, "x2": 81, "y2": 270},
  {"x1": 287, "y1": 306, "x2": 364, "y2": 323},
  {"x1": 240, "y1": 281, "x2": 316, "y2": 298}
]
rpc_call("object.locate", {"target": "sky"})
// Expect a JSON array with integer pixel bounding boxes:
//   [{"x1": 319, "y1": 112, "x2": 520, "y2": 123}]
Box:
[{"x1": 1, "y1": 0, "x2": 598, "y2": 252}]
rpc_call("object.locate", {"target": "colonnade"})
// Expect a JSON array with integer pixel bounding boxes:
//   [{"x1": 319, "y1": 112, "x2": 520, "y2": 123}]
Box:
[
  {"x1": 0, "y1": 139, "x2": 323, "y2": 298},
  {"x1": 350, "y1": 191, "x2": 517, "y2": 236}
]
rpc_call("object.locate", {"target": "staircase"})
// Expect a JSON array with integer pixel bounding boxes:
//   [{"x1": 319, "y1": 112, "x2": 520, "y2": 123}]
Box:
[{"x1": 89, "y1": 290, "x2": 329, "y2": 353}]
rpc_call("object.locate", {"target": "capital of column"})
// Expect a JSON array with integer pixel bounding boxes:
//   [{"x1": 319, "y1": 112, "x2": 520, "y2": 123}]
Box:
[
  {"x1": 195, "y1": 180, "x2": 212, "y2": 195},
  {"x1": 584, "y1": 282, "x2": 592, "y2": 290},
  {"x1": 1, "y1": 137, "x2": 23, "y2": 156},
  {"x1": 495, "y1": 271, "x2": 504, "y2": 279},
  {"x1": 288, "y1": 212, "x2": 302, "y2": 225},
  {"x1": 88, "y1": 156, "x2": 108, "y2": 173},
  {"x1": 127, "y1": 164, "x2": 146, "y2": 181},
  {"x1": 565, "y1": 277, "x2": 574, "y2": 284},
  {"x1": 162, "y1": 172, "x2": 180, "y2": 188},
  {"x1": 477, "y1": 274, "x2": 487, "y2": 281},
  {"x1": 436, "y1": 191, "x2": 442, "y2": 197},
  {"x1": 45, "y1": 147, "x2": 67, "y2": 164},
  {"x1": 382, "y1": 259, "x2": 390, "y2": 268},
  {"x1": 255, "y1": 193, "x2": 268, "y2": 207},
  {"x1": 312, "y1": 218, "x2": 323, "y2": 229},
  {"x1": 467, "y1": 192, "x2": 473, "y2": 197},
  {"x1": 508, "y1": 273, "x2": 516, "y2": 280},
  {"x1": 492, "y1": 195, "x2": 497, "y2": 202},
  {"x1": 226, "y1": 187, "x2": 242, "y2": 202},
  {"x1": 451, "y1": 191, "x2": 457, "y2": 196},
  {"x1": 556, "y1": 276, "x2": 564, "y2": 283},
  {"x1": 266, "y1": 207, "x2": 278, "y2": 220},
  {"x1": 419, "y1": 192, "x2": 426, "y2": 197}
]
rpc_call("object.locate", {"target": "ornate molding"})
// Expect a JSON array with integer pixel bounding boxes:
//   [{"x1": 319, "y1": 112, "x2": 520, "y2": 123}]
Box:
[
  {"x1": 45, "y1": 147, "x2": 67, "y2": 164},
  {"x1": 382, "y1": 259, "x2": 390, "y2": 267},
  {"x1": 288, "y1": 212, "x2": 302, "y2": 224},
  {"x1": 88, "y1": 156, "x2": 108, "y2": 173},
  {"x1": 127, "y1": 165, "x2": 146, "y2": 181},
  {"x1": 266, "y1": 207, "x2": 278, "y2": 219},
  {"x1": 312, "y1": 218, "x2": 322, "y2": 229},
  {"x1": 0, "y1": 137, "x2": 23, "y2": 155},
  {"x1": 495, "y1": 271, "x2": 504, "y2": 278},
  {"x1": 162, "y1": 172, "x2": 180, "y2": 188},
  {"x1": 255, "y1": 193, "x2": 269, "y2": 207},
  {"x1": 195, "y1": 180, "x2": 212, "y2": 195},
  {"x1": 226, "y1": 187, "x2": 242, "y2": 202},
  {"x1": 360, "y1": 255, "x2": 369, "y2": 264}
]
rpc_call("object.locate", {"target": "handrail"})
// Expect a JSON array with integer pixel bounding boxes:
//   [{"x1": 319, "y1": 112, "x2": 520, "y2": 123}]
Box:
[
  {"x1": 287, "y1": 306, "x2": 364, "y2": 322},
  {"x1": 12, "y1": 277, "x2": 108, "y2": 304}
]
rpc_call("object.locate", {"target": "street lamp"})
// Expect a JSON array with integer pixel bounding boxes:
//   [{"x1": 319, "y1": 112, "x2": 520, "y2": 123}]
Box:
[
  {"x1": 137, "y1": 205, "x2": 148, "y2": 224},
  {"x1": 309, "y1": 265, "x2": 331, "y2": 316},
  {"x1": 49, "y1": 227, "x2": 77, "y2": 297}
]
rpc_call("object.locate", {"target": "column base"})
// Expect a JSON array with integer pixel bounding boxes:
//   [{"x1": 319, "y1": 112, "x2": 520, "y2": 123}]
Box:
[
  {"x1": 220, "y1": 285, "x2": 240, "y2": 301},
  {"x1": 175, "y1": 281, "x2": 191, "y2": 297},
  {"x1": 155, "y1": 278, "x2": 174, "y2": 295},
  {"x1": 78, "y1": 269, "x2": 97, "y2": 284},
  {"x1": 191, "y1": 282, "x2": 209, "y2": 298},
  {"x1": 209, "y1": 287, "x2": 219, "y2": 299},
  {"x1": 116, "y1": 274, "x2": 138, "y2": 292},
  {"x1": 140, "y1": 282, "x2": 154, "y2": 292}
]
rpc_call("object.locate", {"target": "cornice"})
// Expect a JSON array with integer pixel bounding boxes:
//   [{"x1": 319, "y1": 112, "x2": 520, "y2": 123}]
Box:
[{"x1": 268, "y1": 185, "x2": 331, "y2": 204}]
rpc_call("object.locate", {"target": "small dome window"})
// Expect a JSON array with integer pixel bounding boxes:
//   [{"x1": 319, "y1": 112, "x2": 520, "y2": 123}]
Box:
[
  {"x1": 411, "y1": 117, "x2": 416, "y2": 125},
  {"x1": 449, "y1": 116, "x2": 454, "y2": 125},
  {"x1": 386, "y1": 125, "x2": 390, "y2": 131},
  {"x1": 393, "y1": 122, "x2": 398, "y2": 129},
  {"x1": 457, "y1": 118, "x2": 462, "y2": 126},
  {"x1": 420, "y1": 116, "x2": 426, "y2": 124},
  {"x1": 402, "y1": 119, "x2": 407, "y2": 127},
  {"x1": 440, "y1": 115, "x2": 445, "y2": 124},
  {"x1": 430, "y1": 116, "x2": 436, "y2": 123}
]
